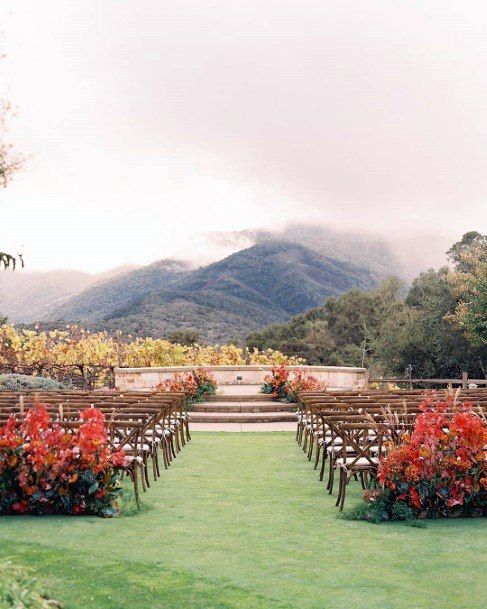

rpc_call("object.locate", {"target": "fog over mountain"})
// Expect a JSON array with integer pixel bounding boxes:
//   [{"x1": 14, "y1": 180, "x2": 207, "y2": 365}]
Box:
[
  {"x1": 0, "y1": 265, "x2": 137, "y2": 323},
  {"x1": 0, "y1": 224, "x2": 456, "y2": 325},
  {"x1": 204, "y1": 225, "x2": 452, "y2": 281}
]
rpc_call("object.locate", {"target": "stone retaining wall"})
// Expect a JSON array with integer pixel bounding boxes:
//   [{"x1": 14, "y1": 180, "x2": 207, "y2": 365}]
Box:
[{"x1": 115, "y1": 365, "x2": 368, "y2": 393}]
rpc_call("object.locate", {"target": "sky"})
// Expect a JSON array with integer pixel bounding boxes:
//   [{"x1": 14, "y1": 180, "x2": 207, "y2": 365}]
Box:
[{"x1": 0, "y1": 0, "x2": 486, "y2": 272}]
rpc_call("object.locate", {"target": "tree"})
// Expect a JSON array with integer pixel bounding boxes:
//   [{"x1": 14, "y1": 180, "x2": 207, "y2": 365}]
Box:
[
  {"x1": 446, "y1": 231, "x2": 487, "y2": 270},
  {"x1": 447, "y1": 236, "x2": 487, "y2": 347},
  {"x1": 378, "y1": 267, "x2": 487, "y2": 379},
  {"x1": 247, "y1": 278, "x2": 408, "y2": 373},
  {"x1": 166, "y1": 329, "x2": 201, "y2": 346},
  {"x1": 1, "y1": 97, "x2": 24, "y2": 269}
]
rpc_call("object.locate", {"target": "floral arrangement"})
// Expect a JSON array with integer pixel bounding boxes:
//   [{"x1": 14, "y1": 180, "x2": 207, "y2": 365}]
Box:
[
  {"x1": 377, "y1": 398, "x2": 487, "y2": 518},
  {"x1": 0, "y1": 406, "x2": 126, "y2": 517},
  {"x1": 262, "y1": 365, "x2": 327, "y2": 402},
  {"x1": 157, "y1": 368, "x2": 217, "y2": 403},
  {"x1": 346, "y1": 398, "x2": 487, "y2": 524}
]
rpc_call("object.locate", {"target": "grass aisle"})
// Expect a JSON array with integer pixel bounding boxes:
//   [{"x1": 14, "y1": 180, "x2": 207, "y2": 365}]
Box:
[{"x1": 1, "y1": 432, "x2": 486, "y2": 609}]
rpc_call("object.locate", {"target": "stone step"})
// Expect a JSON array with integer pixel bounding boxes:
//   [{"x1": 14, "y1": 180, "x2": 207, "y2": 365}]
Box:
[
  {"x1": 191, "y1": 422, "x2": 297, "y2": 432},
  {"x1": 192, "y1": 402, "x2": 296, "y2": 413},
  {"x1": 204, "y1": 394, "x2": 274, "y2": 402},
  {"x1": 189, "y1": 411, "x2": 298, "y2": 424}
]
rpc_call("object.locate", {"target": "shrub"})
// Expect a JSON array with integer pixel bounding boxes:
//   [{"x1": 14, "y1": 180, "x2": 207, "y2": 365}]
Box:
[
  {"x1": 0, "y1": 374, "x2": 66, "y2": 392},
  {"x1": 346, "y1": 398, "x2": 487, "y2": 523},
  {"x1": 157, "y1": 368, "x2": 217, "y2": 403},
  {"x1": 340, "y1": 488, "x2": 425, "y2": 527},
  {"x1": 0, "y1": 406, "x2": 126, "y2": 517},
  {"x1": 262, "y1": 365, "x2": 327, "y2": 402},
  {"x1": 0, "y1": 559, "x2": 63, "y2": 608},
  {"x1": 378, "y1": 398, "x2": 487, "y2": 518}
]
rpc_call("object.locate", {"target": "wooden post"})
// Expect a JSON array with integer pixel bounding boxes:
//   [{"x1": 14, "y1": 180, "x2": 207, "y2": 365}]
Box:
[
  {"x1": 364, "y1": 369, "x2": 370, "y2": 391},
  {"x1": 462, "y1": 371, "x2": 468, "y2": 390}
]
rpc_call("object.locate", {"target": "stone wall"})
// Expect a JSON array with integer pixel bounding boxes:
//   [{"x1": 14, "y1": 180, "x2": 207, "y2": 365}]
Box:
[{"x1": 115, "y1": 365, "x2": 368, "y2": 394}]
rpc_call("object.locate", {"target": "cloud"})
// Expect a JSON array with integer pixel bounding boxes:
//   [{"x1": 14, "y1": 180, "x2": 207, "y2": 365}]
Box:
[{"x1": 1, "y1": 1, "x2": 486, "y2": 271}]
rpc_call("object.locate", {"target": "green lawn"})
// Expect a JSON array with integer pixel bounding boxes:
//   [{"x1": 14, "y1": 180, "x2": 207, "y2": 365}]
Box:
[{"x1": 1, "y1": 432, "x2": 486, "y2": 609}]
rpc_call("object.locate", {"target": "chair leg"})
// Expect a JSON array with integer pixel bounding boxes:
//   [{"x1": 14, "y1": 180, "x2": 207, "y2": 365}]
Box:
[
  {"x1": 138, "y1": 460, "x2": 147, "y2": 492},
  {"x1": 170, "y1": 435, "x2": 177, "y2": 459},
  {"x1": 132, "y1": 466, "x2": 140, "y2": 509},
  {"x1": 174, "y1": 426, "x2": 181, "y2": 453},
  {"x1": 162, "y1": 439, "x2": 170, "y2": 469},
  {"x1": 314, "y1": 442, "x2": 321, "y2": 470},
  {"x1": 319, "y1": 449, "x2": 327, "y2": 482},
  {"x1": 339, "y1": 472, "x2": 349, "y2": 511},
  {"x1": 152, "y1": 447, "x2": 159, "y2": 481},
  {"x1": 179, "y1": 421, "x2": 186, "y2": 447},
  {"x1": 328, "y1": 457, "x2": 336, "y2": 495},
  {"x1": 335, "y1": 469, "x2": 344, "y2": 506}
]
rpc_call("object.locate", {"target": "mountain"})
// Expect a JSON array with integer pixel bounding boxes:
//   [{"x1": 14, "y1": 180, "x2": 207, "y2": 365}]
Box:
[
  {"x1": 50, "y1": 259, "x2": 192, "y2": 322},
  {"x1": 207, "y1": 225, "x2": 404, "y2": 281},
  {"x1": 64, "y1": 241, "x2": 379, "y2": 342},
  {"x1": 207, "y1": 225, "x2": 455, "y2": 282},
  {"x1": 0, "y1": 266, "x2": 136, "y2": 323}
]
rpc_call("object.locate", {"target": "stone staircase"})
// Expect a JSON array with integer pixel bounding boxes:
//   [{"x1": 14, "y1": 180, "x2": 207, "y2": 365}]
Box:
[{"x1": 189, "y1": 394, "x2": 298, "y2": 431}]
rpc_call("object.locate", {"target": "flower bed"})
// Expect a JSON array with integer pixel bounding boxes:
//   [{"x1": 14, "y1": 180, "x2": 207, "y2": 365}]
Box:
[
  {"x1": 0, "y1": 406, "x2": 126, "y2": 517},
  {"x1": 157, "y1": 367, "x2": 217, "y2": 403},
  {"x1": 349, "y1": 398, "x2": 487, "y2": 523},
  {"x1": 261, "y1": 365, "x2": 327, "y2": 402}
]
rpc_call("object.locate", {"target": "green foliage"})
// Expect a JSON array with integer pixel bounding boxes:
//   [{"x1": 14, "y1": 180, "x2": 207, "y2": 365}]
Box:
[
  {"x1": 118, "y1": 487, "x2": 151, "y2": 518},
  {"x1": 447, "y1": 231, "x2": 487, "y2": 270},
  {"x1": 0, "y1": 374, "x2": 66, "y2": 392},
  {"x1": 166, "y1": 329, "x2": 201, "y2": 346},
  {"x1": 248, "y1": 277, "x2": 408, "y2": 374},
  {"x1": 339, "y1": 489, "x2": 425, "y2": 528},
  {"x1": 447, "y1": 236, "x2": 487, "y2": 347},
  {"x1": 0, "y1": 559, "x2": 63, "y2": 608},
  {"x1": 383, "y1": 267, "x2": 487, "y2": 378}
]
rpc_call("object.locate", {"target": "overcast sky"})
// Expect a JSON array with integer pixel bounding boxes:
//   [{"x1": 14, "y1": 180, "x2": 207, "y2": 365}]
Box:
[{"x1": 0, "y1": 0, "x2": 486, "y2": 272}]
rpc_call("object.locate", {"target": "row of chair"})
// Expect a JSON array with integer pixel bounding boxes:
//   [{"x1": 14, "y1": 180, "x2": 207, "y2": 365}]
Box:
[
  {"x1": 296, "y1": 389, "x2": 487, "y2": 510},
  {"x1": 0, "y1": 389, "x2": 191, "y2": 506}
]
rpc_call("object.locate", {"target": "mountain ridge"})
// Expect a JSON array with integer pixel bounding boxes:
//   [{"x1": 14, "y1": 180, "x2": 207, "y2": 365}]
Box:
[{"x1": 48, "y1": 241, "x2": 378, "y2": 342}]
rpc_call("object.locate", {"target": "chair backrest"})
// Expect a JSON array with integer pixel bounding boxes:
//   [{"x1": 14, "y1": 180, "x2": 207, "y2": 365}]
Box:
[{"x1": 336, "y1": 422, "x2": 384, "y2": 468}]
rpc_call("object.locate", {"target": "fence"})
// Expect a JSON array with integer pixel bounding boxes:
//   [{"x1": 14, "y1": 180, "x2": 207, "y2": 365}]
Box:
[{"x1": 368, "y1": 371, "x2": 487, "y2": 390}]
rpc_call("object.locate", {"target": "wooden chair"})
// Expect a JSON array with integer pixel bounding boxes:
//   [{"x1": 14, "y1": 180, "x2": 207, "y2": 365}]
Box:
[{"x1": 333, "y1": 422, "x2": 384, "y2": 511}]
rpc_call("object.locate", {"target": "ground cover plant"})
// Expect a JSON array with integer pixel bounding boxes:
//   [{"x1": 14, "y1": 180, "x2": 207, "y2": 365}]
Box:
[
  {"x1": 0, "y1": 559, "x2": 62, "y2": 608},
  {"x1": 0, "y1": 374, "x2": 65, "y2": 392},
  {"x1": 262, "y1": 364, "x2": 326, "y2": 401},
  {"x1": 0, "y1": 406, "x2": 126, "y2": 517},
  {"x1": 0, "y1": 433, "x2": 485, "y2": 609}
]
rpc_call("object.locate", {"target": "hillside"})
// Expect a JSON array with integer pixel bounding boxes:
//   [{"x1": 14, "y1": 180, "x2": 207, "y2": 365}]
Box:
[
  {"x1": 0, "y1": 266, "x2": 134, "y2": 323},
  {"x1": 86, "y1": 241, "x2": 378, "y2": 342},
  {"x1": 51, "y1": 259, "x2": 191, "y2": 322}
]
